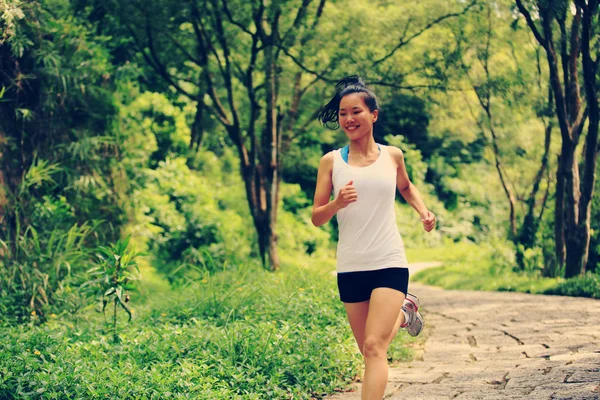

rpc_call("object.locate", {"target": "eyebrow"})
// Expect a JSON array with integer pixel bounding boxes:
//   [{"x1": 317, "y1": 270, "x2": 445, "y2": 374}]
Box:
[{"x1": 339, "y1": 106, "x2": 363, "y2": 111}]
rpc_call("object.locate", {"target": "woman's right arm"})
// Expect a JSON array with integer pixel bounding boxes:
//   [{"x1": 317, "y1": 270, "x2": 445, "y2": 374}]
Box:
[{"x1": 311, "y1": 152, "x2": 340, "y2": 227}]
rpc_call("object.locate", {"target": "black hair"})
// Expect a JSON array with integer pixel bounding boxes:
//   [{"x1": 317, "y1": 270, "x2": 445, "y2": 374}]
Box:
[{"x1": 317, "y1": 75, "x2": 379, "y2": 130}]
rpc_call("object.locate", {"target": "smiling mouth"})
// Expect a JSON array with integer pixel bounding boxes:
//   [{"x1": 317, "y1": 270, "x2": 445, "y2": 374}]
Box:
[{"x1": 346, "y1": 125, "x2": 360, "y2": 131}]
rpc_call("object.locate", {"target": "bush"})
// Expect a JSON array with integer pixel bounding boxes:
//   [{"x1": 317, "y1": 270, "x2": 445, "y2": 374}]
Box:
[
  {"x1": 0, "y1": 7, "x2": 127, "y2": 321},
  {"x1": 131, "y1": 156, "x2": 254, "y2": 280},
  {"x1": 278, "y1": 184, "x2": 331, "y2": 257},
  {"x1": 0, "y1": 220, "x2": 100, "y2": 322},
  {"x1": 412, "y1": 241, "x2": 600, "y2": 300},
  {"x1": 543, "y1": 273, "x2": 600, "y2": 299}
]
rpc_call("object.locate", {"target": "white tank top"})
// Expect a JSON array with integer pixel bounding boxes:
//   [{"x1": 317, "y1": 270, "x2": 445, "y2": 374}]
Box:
[{"x1": 332, "y1": 145, "x2": 408, "y2": 273}]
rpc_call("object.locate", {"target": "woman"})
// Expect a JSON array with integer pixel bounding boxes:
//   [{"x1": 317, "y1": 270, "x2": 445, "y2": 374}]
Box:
[{"x1": 311, "y1": 76, "x2": 436, "y2": 400}]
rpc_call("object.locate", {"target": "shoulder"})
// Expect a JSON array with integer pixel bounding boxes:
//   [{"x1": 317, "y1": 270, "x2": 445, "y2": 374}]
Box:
[
  {"x1": 385, "y1": 145, "x2": 404, "y2": 167},
  {"x1": 319, "y1": 151, "x2": 335, "y2": 168}
]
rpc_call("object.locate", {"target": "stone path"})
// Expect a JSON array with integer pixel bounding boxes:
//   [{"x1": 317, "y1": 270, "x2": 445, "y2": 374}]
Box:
[{"x1": 327, "y1": 275, "x2": 600, "y2": 399}]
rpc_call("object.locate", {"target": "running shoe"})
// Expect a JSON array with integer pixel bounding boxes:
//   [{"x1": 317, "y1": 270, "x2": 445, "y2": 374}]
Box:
[
  {"x1": 402, "y1": 293, "x2": 424, "y2": 337},
  {"x1": 403, "y1": 292, "x2": 420, "y2": 313}
]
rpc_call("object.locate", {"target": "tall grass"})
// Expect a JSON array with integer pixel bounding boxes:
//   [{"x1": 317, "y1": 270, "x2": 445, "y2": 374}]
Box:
[
  {"x1": 0, "y1": 254, "x2": 421, "y2": 399},
  {"x1": 0, "y1": 221, "x2": 100, "y2": 321}
]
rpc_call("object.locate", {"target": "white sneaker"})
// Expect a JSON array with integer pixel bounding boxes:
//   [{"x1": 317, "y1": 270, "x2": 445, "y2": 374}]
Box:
[
  {"x1": 403, "y1": 292, "x2": 420, "y2": 313},
  {"x1": 402, "y1": 293, "x2": 424, "y2": 337}
]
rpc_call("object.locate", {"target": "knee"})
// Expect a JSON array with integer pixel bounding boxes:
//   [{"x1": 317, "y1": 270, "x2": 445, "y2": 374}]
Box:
[{"x1": 362, "y1": 335, "x2": 387, "y2": 359}]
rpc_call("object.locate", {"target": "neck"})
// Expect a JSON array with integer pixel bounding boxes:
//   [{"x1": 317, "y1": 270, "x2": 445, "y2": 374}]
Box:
[{"x1": 349, "y1": 135, "x2": 378, "y2": 156}]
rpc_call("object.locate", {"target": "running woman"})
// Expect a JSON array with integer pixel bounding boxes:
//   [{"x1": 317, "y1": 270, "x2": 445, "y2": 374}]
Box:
[{"x1": 311, "y1": 76, "x2": 436, "y2": 400}]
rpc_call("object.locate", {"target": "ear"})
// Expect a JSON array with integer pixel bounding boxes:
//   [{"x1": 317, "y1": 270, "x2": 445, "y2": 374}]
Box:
[{"x1": 372, "y1": 109, "x2": 379, "y2": 123}]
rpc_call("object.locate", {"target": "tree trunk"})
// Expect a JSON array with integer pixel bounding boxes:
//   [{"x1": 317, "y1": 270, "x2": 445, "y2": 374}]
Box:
[
  {"x1": 0, "y1": 142, "x2": 8, "y2": 231},
  {"x1": 576, "y1": 0, "x2": 600, "y2": 275},
  {"x1": 563, "y1": 135, "x2": 585, "y2": 278},
  {"x1": 238, "y1": 144, "x2": 279, "y2": 271},
  {"x1": 565, "y1": 219, "x2": 591, "y2": 278},
  {"x1": 554, "y1": 153, "x2": 566, "y2": 271},
  {"x1": 190, "y1": 97, "x2": 205, "y2": 152},
  {"x1": 515, "y1": 120, "x2": 552, "y2": 269},
  {"x1": 260, "y1": 40, "x2": 280, "y2": 271}
]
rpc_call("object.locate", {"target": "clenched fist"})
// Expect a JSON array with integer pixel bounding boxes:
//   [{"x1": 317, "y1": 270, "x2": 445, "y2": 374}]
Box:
[
  {"x1": 420, "y1": 210, "x2": 436, "y2": 232},
  {"x1": 335, "y1": 180, "x2": 357, "y2": 209}
]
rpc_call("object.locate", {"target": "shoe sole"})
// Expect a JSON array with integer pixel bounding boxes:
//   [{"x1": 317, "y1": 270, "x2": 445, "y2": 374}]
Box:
[{"x1": 407, "y1": 311, "x2": 424, "y2": 337}]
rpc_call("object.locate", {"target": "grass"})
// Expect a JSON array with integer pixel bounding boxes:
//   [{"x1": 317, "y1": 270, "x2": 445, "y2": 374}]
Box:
[
  {"x1": 0, "y1": 251, "x2": 421, "y2": 399},
  {"x1": 410, "y1": 241, "x2": 600, "y2": 299}
]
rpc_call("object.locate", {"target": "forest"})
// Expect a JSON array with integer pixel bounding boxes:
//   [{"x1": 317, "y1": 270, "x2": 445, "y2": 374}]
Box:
[{"x1": 1, "y1": 0, "x2": 599, "y2": 398}]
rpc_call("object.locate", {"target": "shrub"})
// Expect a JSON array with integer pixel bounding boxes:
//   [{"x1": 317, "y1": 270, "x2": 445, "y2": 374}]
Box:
[
  {"x1": 0, "y1": 220, "x2": 99, "y2": 322},
  {"x1": 543, "y1": 273, "x2": 600, "y2": 299}
]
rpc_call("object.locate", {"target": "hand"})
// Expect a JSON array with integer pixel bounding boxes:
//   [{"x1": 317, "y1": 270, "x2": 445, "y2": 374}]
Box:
[
  {"x1": 420, "y1": 210, "x2": 436, "y2": 232},
  {"x1": 335, "y1": 180, "x2": 357, "y2": 209}
]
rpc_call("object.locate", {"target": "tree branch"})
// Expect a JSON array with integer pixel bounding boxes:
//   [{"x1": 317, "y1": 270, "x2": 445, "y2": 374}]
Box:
[
  {"x1": 126, "y1": 23, "x2": 194, "y2": 100},
  {"x1": 163, "y1": 31, "x2": 204, "y2": 66},
  {"x1": 374, "y1": 0, "x2": 478, "y2": 66},
  {"x1": 188, "y1": 8, "x2": 231, "y2": 126},
  {"x1": 221, "y1": 0, "x2": 254, "y2": 36},
  {"x1": 578, "y1": 0, "x2": 599, "y2": 225},
  {"x1": 209, "y1": 0, "x2": 240, "y2": 128},
  {"x1": 567, "y1": 5, "x2": 582, "y2": 126},
  {"x1": 540, "y1": 6, "x2": 572, "y2": 143},
  {"x1": 311, "y1": 0, "x2": 326, "y2": 30},
  {"x1": 515, "y1": 0, "x2": 545, "y2": 46},
  {"x1": 194, "y1": 7, "x2": 226, "y2": 78},
  {"x1": 253, "y1": 0, "x2": 268, "y2": 43},
  {"x1": 280, "y1": 0, "x2": 312, "y2": 48}
]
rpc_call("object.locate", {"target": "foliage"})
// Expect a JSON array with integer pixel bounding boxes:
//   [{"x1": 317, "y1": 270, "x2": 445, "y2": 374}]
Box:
[
  {"x1": 0, "y1": 0, "x2": 126, "y2": 319},
  {"x1": 279, "y1": 184, "x2": 332, "y2": 256},
  {"x1": 81, "y1": 235, "x2": 142, "y2": 343},
  {"x1": 0, "y1": 259, "x2": 420, "y2": 398},
  {"x1": 0, "y1": 220, "x2": 99, "y2": 321},
  {"x1": 412, "y1": 241, "x2": 600, "y2": 299},
  {"x1": 5, "y1": 1, "x2": 600, "y2": 398},
  {"x1": 135, "y1": 156, "x2": 254, "y2": 280},
  {"x1": 116, "y1": 91, "x2": 250, "y2": 280},
  {"x1": 543, "y1": 273, "x2": 600, "y2": 299},
  {"x1": 118, "y1": 91, "x2": 335, "y2": 282}
]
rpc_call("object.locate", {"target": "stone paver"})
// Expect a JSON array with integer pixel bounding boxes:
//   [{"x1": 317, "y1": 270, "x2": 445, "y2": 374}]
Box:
[{"x1": 326, "y1": 282, "x2": 600, "y2": 400}]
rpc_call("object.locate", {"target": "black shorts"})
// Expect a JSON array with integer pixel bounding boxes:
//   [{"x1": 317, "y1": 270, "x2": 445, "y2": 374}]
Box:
[{"x1": 337, "y1": 267, "x2": 409, "y2": 303}]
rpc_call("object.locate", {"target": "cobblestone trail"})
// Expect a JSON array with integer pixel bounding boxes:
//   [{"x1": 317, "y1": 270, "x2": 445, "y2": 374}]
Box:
[{"x1": 327, "y1": 282, "x2": 600, "y2": 400}]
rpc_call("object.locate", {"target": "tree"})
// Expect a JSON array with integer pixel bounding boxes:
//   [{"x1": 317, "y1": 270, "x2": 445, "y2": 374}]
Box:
[
  {"x1": 451, "y1": 2, "x2": 553, "y2": 269},
  {"x1": 516, "y1": 0, "x2": 599, "y2": 277},
  {"x1": 91, "y1": 0, "x2": 328, "y2": 270}
]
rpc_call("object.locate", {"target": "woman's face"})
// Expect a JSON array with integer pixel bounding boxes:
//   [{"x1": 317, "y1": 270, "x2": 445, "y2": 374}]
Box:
[{"x1": 338, "y1": 93, "x2": 378, "y2": 140}]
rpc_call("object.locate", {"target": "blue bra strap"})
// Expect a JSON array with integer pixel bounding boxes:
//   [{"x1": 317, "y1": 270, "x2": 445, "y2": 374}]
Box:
[
  {"x1": 341, "y1": 145, "x2": 350, "y2": 163},
  {"x1": 341, "y1": 144, "x2": 380, "y2": 164}
]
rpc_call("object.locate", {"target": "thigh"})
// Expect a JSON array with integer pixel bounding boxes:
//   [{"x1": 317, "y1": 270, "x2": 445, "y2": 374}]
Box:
[
  {"x1": 344, "y1": 300, "x2": 370, "y2": 354},
  {"x1": 365, "y1": 287, "x2": 405, "y2": 343}
]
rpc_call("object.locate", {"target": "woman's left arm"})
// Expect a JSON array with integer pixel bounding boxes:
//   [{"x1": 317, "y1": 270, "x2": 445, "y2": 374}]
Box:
[{"x1": 389, "y1": 146, "x2": 436, "y2": 232}]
